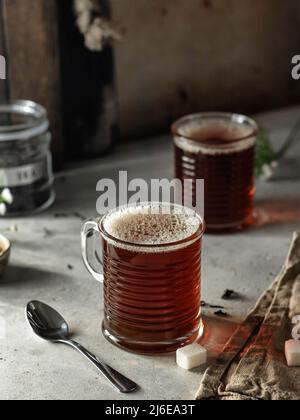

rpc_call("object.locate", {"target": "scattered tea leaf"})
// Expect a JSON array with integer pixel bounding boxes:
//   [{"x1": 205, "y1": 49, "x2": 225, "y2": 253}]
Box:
[
  {"x1": 43, "y1": 228, "x2": 53, "y2": 238},
  {"x1": 201, "y1": 301, "x2": 225, "y2": 310},
  {"x1": 222, "y1": 289, "x2": 237, "y2": 300},
  {"x1": 214, "y1": 310, "x2": 229, "y2": 318}
]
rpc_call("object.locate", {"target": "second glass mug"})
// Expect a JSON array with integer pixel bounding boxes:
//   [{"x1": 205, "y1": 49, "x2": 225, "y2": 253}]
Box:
[
  {"x1": 172, "y1": 113, "x2": 258, "y2": 232},
  {"x1": 81, "y1": 202, "x2": 205, "y2": 354}
]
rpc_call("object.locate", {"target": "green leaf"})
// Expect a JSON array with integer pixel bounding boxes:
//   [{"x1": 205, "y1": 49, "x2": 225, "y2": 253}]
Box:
[{"x1": 256, "y1": 127, "x2": 277, "y2": 178}]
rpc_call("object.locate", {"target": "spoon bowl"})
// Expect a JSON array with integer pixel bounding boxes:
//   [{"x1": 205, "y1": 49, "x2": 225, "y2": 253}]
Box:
[{"x1": 26, "y1": 301, "x2": 69, "y2": 341}]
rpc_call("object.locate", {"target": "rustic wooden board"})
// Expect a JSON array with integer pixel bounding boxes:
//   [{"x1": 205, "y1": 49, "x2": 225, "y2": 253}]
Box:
[{"x1": 1, "y1": 0, "x2": 63, "y2": 168}]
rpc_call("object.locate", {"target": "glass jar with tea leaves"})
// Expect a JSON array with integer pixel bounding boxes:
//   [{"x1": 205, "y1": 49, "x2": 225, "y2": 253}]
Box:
[{"x1": 0, "y1": 101, "x2": 55, "y2": 216}]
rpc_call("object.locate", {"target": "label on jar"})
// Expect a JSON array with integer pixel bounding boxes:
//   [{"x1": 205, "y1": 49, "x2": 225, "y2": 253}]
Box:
[{"x1": 0, "y1": 159, "x2": 49, "y2": 188}]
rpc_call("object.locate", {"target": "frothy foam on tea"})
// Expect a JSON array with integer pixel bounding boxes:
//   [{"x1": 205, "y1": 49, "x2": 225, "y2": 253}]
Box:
[
  {"x1": 182, "y1": 120, "x2": 248, "y2": 143},
  {"x1": 103, "y1": 204, "x2": 201, "y2": 247},
  {"x1": 175, "y1": 119, "x2": 256, "y2": 155}
]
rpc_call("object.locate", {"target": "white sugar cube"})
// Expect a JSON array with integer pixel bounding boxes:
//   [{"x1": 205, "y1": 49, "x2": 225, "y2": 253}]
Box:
[
  {"x1": 285, "y1": 340, "x2": 300, "y2": 367},
  {"x1": 176, "y1": 343, "x2": 207, "y2": 370}
]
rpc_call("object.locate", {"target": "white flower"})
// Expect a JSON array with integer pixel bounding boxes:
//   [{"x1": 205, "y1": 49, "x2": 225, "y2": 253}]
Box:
[
  {"x1": 85, "y1": 25, "x2": 104, "y2": 51},
  {"x1": 271, "y1": 161, "x2": 278, "y2": 170},
  {"x1": 1, "y1": 188, "x2": 13, "y2": 205},
  {"x1": 74, "y1": 0, "x2": 121, "y2": 52},
  {"x1": 77, "y1": 11, "x2": 91, "y2": 34},
  {"x1": 262, "y1": 161, "x2": 278, "y2": 181},
  {"x1": 74, "y1": 0, "x2": 93, "y2": 14},
  {"x1": 0, "y1": 203, "x2": 7, "y2": 216}
]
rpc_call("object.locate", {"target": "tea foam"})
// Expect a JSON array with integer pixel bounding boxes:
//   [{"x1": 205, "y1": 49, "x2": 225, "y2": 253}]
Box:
[
  {"x1": 175, "y1": 119, "x2": 256, "y2": 155},
  {"x1": 103, "y1": 204, "x2": 201, "y2": 247}
]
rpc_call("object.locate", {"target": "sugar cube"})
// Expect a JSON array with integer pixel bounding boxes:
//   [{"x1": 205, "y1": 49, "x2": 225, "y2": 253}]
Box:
[
  {"x1": 176, "y1": 343, "x2": 207, "y2": 370},
  {"x1": 285, "y1": 340, "x2": 300, "y2": 367}
]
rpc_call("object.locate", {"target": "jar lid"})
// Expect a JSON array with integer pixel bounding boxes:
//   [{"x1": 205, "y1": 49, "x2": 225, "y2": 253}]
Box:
[{"x1": 0, "y1": 100, "x2": 49, "y2": 141}]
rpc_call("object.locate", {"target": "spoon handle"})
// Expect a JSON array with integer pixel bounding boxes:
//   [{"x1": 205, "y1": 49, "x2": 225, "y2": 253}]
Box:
[{"x1": 62, "y1": 340, "x2": 138, "y2": 393}]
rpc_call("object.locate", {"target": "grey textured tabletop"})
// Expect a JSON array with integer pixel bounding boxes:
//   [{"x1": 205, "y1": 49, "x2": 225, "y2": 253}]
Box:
[{"x1": 0, "y1": 107, "x2": 300, "y2": 400}]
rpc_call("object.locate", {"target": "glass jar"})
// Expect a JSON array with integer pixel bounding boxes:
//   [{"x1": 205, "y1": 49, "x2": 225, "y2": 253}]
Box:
[{"x1": 0, "y1": 100, "x2": 55, "y2": 216}]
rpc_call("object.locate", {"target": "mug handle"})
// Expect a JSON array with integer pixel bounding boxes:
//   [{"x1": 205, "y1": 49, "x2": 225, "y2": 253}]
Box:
[{"x1": 81, "y1": 220, "x2": 104, "y2": 283}]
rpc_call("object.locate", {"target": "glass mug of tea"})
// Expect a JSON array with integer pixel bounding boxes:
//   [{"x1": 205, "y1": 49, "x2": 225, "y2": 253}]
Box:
[
  {"x1": 172, "y1": 113, "x2": 258, "y2": 232},
  {"x1": 81, "y1": 202, "x2": 205, "y2": 354}
]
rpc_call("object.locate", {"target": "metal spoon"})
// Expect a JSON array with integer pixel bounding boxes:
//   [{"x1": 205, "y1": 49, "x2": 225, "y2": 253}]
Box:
[{"x1": 26, "y1": 301, "x2": 138, "y2": 394}]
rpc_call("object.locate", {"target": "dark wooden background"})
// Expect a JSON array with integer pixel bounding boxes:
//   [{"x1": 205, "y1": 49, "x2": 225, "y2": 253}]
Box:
[
  {"x1": 1, "y1": 0, "x2": 300, "y2": 169},
  {"x1": 58, "y1": 0, "x2": 117, "y2": 161},
  {"x1": 0, "y1": 0, "x2": 117, "y2": 169},
  {"x1": 0, "y1": 0, "x2": 63, "y2": 168}
]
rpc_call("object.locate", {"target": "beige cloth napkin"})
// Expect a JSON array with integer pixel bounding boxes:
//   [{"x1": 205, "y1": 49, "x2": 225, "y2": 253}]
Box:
[{"x1": 196, "y1": 232, "x2": 300, "y2": 401}]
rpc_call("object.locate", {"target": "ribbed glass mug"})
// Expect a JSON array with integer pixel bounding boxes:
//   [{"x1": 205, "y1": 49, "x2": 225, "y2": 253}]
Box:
[
  {"x1": 172, "y1": 113, "x2": 258, "y2": 232},
  {"x1": 81, "y1": 203, "x2": 205, "y2": 354}
]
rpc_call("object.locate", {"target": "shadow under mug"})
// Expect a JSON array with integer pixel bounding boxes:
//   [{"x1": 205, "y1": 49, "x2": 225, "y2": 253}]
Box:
[{"x1": 81, "y1": 203, "x2": 205, "y2": 355}]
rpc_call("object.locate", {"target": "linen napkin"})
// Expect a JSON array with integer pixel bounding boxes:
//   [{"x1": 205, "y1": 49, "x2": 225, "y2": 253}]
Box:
[{"x1": 196, "y1": 232, "x2": 300, "y2": 400}]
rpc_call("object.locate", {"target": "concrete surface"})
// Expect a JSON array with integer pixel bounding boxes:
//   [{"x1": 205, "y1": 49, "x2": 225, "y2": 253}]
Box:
[{"x1": 0, "y1": 107, "x2": 300, "y2": 400}]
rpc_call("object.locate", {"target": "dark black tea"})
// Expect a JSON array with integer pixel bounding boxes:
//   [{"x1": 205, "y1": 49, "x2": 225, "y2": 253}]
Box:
[
  {"x1": 172, "y1": 113, "x2": 257, "y2": 231},
  {"x1": 100, "y1": 203, "x2": 204, "y2": 354}
]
